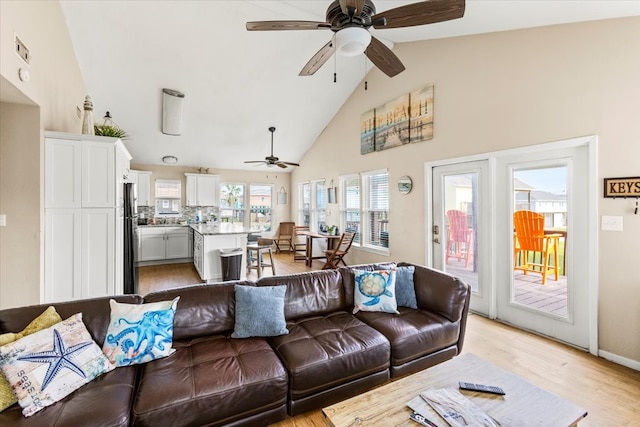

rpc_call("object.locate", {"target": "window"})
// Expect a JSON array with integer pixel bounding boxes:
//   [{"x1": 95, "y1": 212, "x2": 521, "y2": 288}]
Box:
[
  {"x1": 362, "y1": 170, "x2": 389, "y2": 249},
  {"x1": 298, "y1": 182, "x2": 310, "y2": 227},
  {"x1": 341, "y1": 174, "x2": 361, "y2": 243},
  {"x1": 249, "y1": 184, "x2": 273, "y2": 232},
  {"x1": 298, "y1": 181, "x2": 327, "y2": 231},
  {"x1": 155, "y1": 179, "x2": 181, "y2": 216},
  {"x1": 340, "y1": 170, "x2": 389, "y2": 251},
  {"x1": 314, "y1": 180, "x2": 327, "y2": 231},
  {"x1": 219, "y1": 183, "x2": 245, "y2": 223}
]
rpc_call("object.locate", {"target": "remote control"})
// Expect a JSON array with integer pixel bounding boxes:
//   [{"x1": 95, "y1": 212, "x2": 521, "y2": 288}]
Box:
[
  {"x1": 458, "y1": 381, "x2": 505, "y2": 395},
  {"x1": 410, "y1": 411, "x2": 439, "y2": 427}
]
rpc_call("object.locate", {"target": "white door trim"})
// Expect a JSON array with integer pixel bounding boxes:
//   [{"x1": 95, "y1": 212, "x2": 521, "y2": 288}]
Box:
[{"x1": 425, "y1": 135, "x2": 598, "y2": 355}]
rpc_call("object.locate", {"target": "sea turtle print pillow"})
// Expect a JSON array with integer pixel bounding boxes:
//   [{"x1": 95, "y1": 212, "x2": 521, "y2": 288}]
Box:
[
  {"x1": 102, "y1": 297, "x2": 180, "y2": 367},
  {"x1": 0, "y1": 313, "x2": 114, "y2": 417},
  {"x1": 353, "y1": 269, "x2": 399, "y2": 314}
]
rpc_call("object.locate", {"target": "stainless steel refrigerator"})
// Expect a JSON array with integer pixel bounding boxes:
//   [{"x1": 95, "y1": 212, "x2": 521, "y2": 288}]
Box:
[{"x1": 123, "y1": 182, "x2": 138, "y2": 294}]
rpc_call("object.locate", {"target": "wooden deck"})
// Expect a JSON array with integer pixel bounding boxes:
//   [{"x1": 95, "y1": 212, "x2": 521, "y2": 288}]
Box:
[{"x1": 447, "y1": 262, "x2": 568, "y2": 317}]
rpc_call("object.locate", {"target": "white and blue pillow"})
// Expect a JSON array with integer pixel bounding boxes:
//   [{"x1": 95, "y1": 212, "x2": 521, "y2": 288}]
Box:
[
  {"x1": 102, "y1": 297, "x2": 179, "y2": 367},
  {"x1": 353, "y1": 269, "x2": 399, "y2": 314},
  {"x1": 0, "y1": 313, "x2": 114, "y2": 417}
]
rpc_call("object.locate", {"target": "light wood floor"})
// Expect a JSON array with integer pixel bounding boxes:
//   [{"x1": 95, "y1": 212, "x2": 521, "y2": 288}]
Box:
[{"x1": 138, "y1": 253, "x2": 640, "y2": 427}]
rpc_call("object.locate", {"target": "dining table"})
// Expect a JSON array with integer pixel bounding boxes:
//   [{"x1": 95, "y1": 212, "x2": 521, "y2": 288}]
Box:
[{"x1": 302, "y1": 231, "x2": 341, "y2": 267}]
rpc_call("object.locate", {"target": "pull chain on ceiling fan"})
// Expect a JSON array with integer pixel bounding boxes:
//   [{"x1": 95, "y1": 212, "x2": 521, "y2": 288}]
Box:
[
  {"x1": 246, "y1": 0, "x2": 465, "y2": 78},
  {"x1": 244, "y1": 127, "x2": 300, "y2": 169}
]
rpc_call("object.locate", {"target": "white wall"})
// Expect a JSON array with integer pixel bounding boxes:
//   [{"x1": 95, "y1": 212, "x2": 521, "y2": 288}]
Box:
[
  {"x1": 292, "y1": 17, "x2": 640, "y2": 364},
  {"x1": 0, "y1": 1, "x2": 86, "y2": 308}
]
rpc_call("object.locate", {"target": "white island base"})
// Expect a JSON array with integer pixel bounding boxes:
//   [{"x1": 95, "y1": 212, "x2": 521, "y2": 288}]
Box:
[{"x1": 191, "y1": 224, "x2": 251, "y2": 282}]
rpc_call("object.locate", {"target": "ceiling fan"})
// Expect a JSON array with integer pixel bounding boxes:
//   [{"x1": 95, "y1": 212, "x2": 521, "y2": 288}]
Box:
[
  {"x1": 246, "y1": 0, "x2": 465, "y2": 78},
  {"x1": 244, "y1": 127, "x2": 300, "y2": 169}
]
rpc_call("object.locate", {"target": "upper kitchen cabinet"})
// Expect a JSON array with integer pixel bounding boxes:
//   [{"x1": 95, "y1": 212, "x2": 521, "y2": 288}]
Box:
[
  {"x1": 130, "y1": 170, "x2": 152, "y2": 206},
  {"x1": 185, "y1": 173, "x2": 219, "y2": 207},
  {"x1": 45, "y1": 133, "x2": 131, "y2": 209}
]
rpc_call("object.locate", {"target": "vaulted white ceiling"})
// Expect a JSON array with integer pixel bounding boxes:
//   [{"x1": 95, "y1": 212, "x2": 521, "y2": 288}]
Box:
[{"x1": 59, "y1": 1, "x2": 640, "y2": 171}]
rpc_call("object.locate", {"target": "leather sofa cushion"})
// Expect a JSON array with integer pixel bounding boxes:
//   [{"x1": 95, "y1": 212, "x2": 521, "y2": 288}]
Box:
[
  {"x1": 0, "y1": 295, "x2": 143, "y2": 346},
  {"x1": 144, "y1": 282, "x2": 253, "y2": 340},
  {"x1": 132, "y1": 335, "x2": 288, "y2": 427},
  {"x1": 269, "y1": 311, "x2": 390, "y2": 400},
  {"x1": 257, "y1": 270, "x2": 346, "y2": 320},
  {"x1": 356, "y1": 307, "x2": 461, "y2": 367},
  {"x1": 0, "y1": 366, "x2": 138, "y2": 427}
]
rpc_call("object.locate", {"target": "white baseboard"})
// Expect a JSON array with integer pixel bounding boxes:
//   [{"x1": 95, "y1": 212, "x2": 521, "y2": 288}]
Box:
[{"x1": 599, "y1": 349, "x2": 640, "y2": 371}]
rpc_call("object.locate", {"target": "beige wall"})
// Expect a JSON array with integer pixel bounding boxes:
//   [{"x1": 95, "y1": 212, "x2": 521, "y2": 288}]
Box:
[
  {"x1": 292, "y1": 18, "x2": 640, "y2": 363},
  {"x1": 130, "y1": 163, "x2": 291, "y2": 228},
  {"x1": 0, "y1": 1, "x2": 86, "y2": 308}
]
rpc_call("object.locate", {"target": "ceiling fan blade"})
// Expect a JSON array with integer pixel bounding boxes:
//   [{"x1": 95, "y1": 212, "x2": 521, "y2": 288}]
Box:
[
  {"x1": 372, "y1": 0, "x2": 465, "y2": 29},
  {"x1": 246, "y1": 20, "x2": 331, "y2": 31},
  {"x1": 365, "y1": 36, "x2": 405, "y2": 77},
  {"x1": 244, "y1": 160, "x2": 267, "y2": 164},
  {"x1": 299, "y1": 40, "x2": 336, "y2": 76},
  {"x1": 339, "y1": 0, "x2": 365, "y2": 16},
  {"x1": 276, "y1": 163, "x2": 289, "y2": 169},
  {"x1": 280, "y1": 161, "x2": 300, "y2": 167}
]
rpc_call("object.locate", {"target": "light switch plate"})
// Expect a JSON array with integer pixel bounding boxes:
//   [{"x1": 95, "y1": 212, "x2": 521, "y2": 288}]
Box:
[
  {"x1": 0, "y1": 214, "x2": 6, "y2": 227},
  {"x1": 601, "y1": 215, "x2": 623, "y2": 231}
]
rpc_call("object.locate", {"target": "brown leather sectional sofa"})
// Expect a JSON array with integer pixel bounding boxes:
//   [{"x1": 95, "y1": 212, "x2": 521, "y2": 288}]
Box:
[{"x1": 0, "y1": 262, "x2": 470, "y2": 426}]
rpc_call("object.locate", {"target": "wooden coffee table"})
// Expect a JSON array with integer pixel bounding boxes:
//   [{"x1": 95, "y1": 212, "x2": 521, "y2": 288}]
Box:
[{"x1": 323, "y1": 353, "x2": 587, "y2": 427}]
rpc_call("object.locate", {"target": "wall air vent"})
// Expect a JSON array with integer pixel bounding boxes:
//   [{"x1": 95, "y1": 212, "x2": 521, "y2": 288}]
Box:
[{"x1": 15, "y1": 35, "x2": 30, "y2": 65}]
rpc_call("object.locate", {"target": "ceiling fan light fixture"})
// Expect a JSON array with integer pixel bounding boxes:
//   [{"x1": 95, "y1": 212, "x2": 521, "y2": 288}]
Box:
[{"x1": 335, "y1": 27, "x2": 371, "y2": 57}]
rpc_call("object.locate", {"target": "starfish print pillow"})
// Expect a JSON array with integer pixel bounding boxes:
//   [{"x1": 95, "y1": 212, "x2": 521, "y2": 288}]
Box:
[{"x1": 0, "y1": 313, "x2": 114, "y2": 417}]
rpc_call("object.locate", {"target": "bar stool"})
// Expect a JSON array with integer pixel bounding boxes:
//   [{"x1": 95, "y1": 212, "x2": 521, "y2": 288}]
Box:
[{"x1": 246, "y1": 238, "x2": 275, "y2": 278}]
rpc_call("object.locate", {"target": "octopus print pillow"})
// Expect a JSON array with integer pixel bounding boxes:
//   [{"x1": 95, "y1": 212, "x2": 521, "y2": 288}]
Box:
[
  {"x1": 102, "y1": 297, "x2": 180, "y2": 367},
  {"x1": 352, "y1": 269, "x2": 399, "y2": 314},
  {"x1": 0, "y1": 313, "x2": 114, "y2": 417}
]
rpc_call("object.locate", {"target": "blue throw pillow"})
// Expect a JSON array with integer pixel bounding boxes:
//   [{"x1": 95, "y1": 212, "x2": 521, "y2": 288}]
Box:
[
  {"x1": 232, "y1": 285, "x2": 289, "y2": 338},
  {"x1": 374, "y1": 264, "x2": 417, "y2": 309},
  {"x1": 353, "y1": 269, "x2": 399, "y2": 314},
  {"x1": 395, "y1": 266, "x2": 418, "y2": 309}
]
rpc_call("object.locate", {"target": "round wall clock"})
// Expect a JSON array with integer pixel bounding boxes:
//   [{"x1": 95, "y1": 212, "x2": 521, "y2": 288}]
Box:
[{"x1": 398, "y1": 176, "x2": 413, "y2": 194}]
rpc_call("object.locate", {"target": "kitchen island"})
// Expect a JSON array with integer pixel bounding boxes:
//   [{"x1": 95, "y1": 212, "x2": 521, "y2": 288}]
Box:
[{"x1": 191, "y1": 223, "x2": 252, "y2": 282}]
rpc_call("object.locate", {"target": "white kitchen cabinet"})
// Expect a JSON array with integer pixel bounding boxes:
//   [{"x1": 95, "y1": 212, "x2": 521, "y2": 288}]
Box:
[
  {"x1": 44, "y1": 132, "x2": 131, "y2": 303},
  {"x1": 130, "y1": 170, "x2": 152, "y2": 207},
  {"x1": 139, "y1": 228, "x2": 166, "y2": 261},
  {"x1": 45, "y1": 139, "x2": 82, "y2": 208},
  {"x1": 137, "y1": 171, "x2": 152, "y2": 206},
  {"x1": 166, "y1": 227, "x2": 189, "y2": 259},
  {"x1": 139, "y1": 226, "x2": 189, "y2": 262},
  {"x1": 185, "y1": 173, "x2": 219, "y2": 206}
]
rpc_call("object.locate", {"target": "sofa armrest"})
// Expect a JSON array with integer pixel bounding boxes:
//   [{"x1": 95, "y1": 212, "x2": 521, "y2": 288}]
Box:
[{"x1": 399, "y1": 262, "x2": 470, "y2": 324}]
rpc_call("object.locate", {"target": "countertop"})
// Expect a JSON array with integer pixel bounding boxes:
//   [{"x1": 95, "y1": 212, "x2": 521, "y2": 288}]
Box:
[
  {"x1": 137, "y1": 223, "x2": 189, "y2": 228},
  {"x1": 190, "y1": 223, "x2": 252, "y2": 235}
]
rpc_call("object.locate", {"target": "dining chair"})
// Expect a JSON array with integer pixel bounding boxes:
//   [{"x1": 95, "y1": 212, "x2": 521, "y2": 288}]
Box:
[
  {"x1": 273, "y1": 221, "x2": 295, "y2": 253},
  {"x1": 322, "y1": 232, "x2": 356, "y2": 269},
  {"x1": 513, "y1": 210, "x2": 561, "y2": 285},
  {"x1": 292, "y1": 225, "x2": 310, "y2": 262},
  {"x1": 445, "y1": 210, "x2": 473, "y2": 268}
]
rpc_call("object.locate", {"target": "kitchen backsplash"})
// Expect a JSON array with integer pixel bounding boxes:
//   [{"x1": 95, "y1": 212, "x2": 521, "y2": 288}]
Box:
[{"x1": 138, "y1": 206, "x2": 219, "y2": 224}]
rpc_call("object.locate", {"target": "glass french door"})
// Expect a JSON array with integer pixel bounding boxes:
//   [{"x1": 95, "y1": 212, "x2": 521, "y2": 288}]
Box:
[
  {"x1": 430, "y1": 137, "x2": 596, "y2": 351},
  {"x1": 495, "y1": 143, "x2": 593, "y2": 349},
  {"x1": 432, "y1": 161, "x2": 491, "y2": 315}
]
